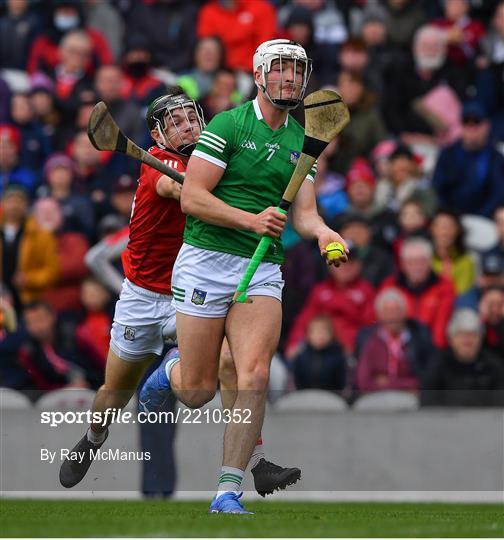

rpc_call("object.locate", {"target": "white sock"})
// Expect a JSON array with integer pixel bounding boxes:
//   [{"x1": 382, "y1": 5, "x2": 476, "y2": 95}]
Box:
[
  {"x1": 249, "y1": 441, "x2": 265, "y2": 470},
  {"x1": 164, "y1": 356, "x2": 180, "y2": 382},
  {"x1": 216, "y1": 466, "x2": 244, "y2": 499},
  {"x1": 87, "y1": 427, "x2": 107, "y2": 445}
]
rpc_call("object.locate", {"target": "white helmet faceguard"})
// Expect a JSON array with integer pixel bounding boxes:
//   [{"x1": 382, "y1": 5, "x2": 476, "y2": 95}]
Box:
[{"x1": 253, "y1": 39, "x2": 312, "y2": 110}]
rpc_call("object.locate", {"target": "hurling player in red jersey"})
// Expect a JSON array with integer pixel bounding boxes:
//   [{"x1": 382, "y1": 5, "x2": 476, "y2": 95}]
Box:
[
  {"x1": 60, "y1": 88, "x2": 201, "y2": 489},
  {"x1": 60, "y1": 88, "x2": 300, "y2": 495}
]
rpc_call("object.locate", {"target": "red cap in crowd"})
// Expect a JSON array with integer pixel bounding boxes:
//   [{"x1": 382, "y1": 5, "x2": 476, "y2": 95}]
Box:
[
  {"x1": 0, "y1": 124, "x2": 21, "y2": 152},
  {"x1": 346, "y1": 157, "x2": 375, "y2": 188}
]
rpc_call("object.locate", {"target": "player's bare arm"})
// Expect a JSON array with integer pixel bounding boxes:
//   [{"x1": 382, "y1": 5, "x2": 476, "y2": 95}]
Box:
[
  {"x1": 156, "y1": 174, "x2": 182, "y2": 200},
  {"x1": 182, "y1": 156, "x2": 287, "y2": 237},
  {"x1": 292, "y1": 179, "x2": 348, "y2": 266}
]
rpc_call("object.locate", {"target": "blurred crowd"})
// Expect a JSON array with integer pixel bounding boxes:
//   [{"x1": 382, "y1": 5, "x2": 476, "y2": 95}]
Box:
[{"x1": 1, "y1": 0, "x2": 503, "y2": 407}]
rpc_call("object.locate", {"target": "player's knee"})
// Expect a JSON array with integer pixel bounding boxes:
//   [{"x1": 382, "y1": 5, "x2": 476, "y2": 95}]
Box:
[
  {"x1": 238, "y1": 363, "x2": 270, "y2": 391},
  {"x1": 182, "y1": 388, "x2": 216, "y2": 408},
  {"x1": 99, "y1": 384, "x2": 135, "y2": 409},
  {"x1": 218, "y1": 352, "x2": 237, "y2": 386}
]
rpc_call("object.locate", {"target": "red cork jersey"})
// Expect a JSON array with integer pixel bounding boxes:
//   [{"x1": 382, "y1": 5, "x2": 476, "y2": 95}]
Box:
[{"x1": 122, "y1": 146, "x2": 186, "y2": 295}]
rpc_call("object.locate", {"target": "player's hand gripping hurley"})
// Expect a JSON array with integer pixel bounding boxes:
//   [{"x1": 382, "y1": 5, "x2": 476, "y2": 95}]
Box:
[
  {"x1": 233, "y1": 89, "x2": 350, "y2": 303},
  {"x1": 87, "y1": 101, "x2": 185, "y2": 184}
]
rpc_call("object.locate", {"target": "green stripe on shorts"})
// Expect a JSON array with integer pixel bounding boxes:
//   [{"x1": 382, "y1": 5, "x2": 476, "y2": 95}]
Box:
[{"x1": 172, "y1": 286, "x2": 186, "y2": 293}]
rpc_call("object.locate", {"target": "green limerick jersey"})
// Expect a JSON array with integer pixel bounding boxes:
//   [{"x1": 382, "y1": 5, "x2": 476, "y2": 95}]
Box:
[{"x1": 184, "y1": 98, "x2": 317, "y2": 264}]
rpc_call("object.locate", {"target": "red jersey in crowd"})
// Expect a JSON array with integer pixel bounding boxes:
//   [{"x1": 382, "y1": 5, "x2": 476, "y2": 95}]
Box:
[
  {"x1": 197, "y1": 0, "x2": 277, "y2": 72},
  {"x1": 122, "y1": 146, "x2": 186, "y2": 295},
  {"x1": 27, "y1": 29, "x2": 112, "y2": 76},
  {"x1": 380, "y1": 273, "x2": 455, "y2": 348},
  {"x1": 432, "y1": 17, "x2": 485, "y2": 65},
  {"x1": 286, "y1": 277, "x2": 376, "y2": 355}
]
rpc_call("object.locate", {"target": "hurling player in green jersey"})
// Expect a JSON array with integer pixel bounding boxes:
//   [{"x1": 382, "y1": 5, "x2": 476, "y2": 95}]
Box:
[{"x1": 141, "y1": 39, "x2": 348, "y2": 514}]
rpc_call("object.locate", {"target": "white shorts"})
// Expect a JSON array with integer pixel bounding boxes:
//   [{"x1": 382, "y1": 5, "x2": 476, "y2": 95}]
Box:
[
  {"x1": 171, "y1": 243, "x2": 284, "y2": 318},
  {"x1": 110, "y1": 279, "x2": 177, "y2": 362}
]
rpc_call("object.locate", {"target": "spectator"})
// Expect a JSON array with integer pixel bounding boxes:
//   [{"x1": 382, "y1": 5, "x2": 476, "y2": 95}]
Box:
[
  {"x1": 198, "y1": 0, "x2": 277, "y2": 73},
  {"x1": 10, "y1": 92, "x2": 52, "y2": 171},
  {"x1": 480, "y1": 250, "x2": 504, "y2": 291},
  {"x1": 84, "y1": 224, "x2": 129, "y2": 297},
  {"x1": 338, "y1": 37, "x2": 385, "y2": 100},
  {"x1": 290, "y1": 315, "x2": 347, "y2": 392},
  {"x1": 382, "y1": 25, "x2": 470, "y2": 137},
  {"x1": 0, "y1": 0, "x2": 41, "y2": 70},
  {"x1": 338, "y1": 38, "x2": 369, "y2": 78},
  {"x1": 126, "y1": 0, "x2": 199, "y2": 73},
  {"x1": 479, "y1": 1, "x2": 504, "y2": 116},
  {"x1": 432, "y1": 101, "x2": 504, "y2": 218},
  {"x1": 39, "y1": 152, "x2": 95, "y2": 238},
  {"x1": 48, "y1": 30, "x2": 96, "y2": 128},
  {"x1": 0, "y1": 124, "x2": 38, "y2": 197},
  {"x1": 359, "y1": 11, "x2": 398, "y2": 104},
  {"x1": 481, "y1": 206, "x2": 504, "y2": 275},
  {"x1": 32, "y1": 197, "x2": 89, "y2": 314},
  {"x1": 70, "y1": 130, "x2": 126, "y2": 210},
  {"x1": 122, "y1": 37, "x2": 166, "y2": 109},
  {"x1": 398, "y1": 198, "x2": 429, "y2": 237},
  {"x1": 384, "y1": 0, "x2": 427, "y2": 50},
  {"x1": 331, "y1": 70, "x2": 387, "y2": 173},
  {"x1": 356, "y1": 287, "x2": 434, "y2": 394},
  {"x1": 339, "y1": 156, "x2": 398, "y2": 249},
  {"x1": 313, "y1": 139, "x2": 348, "y2": 221},
  {"x1": 28, "y1": 73, "x2": 60, "y2": 147},
  {"x1": 178, "y1": 36, "x2": 226, "y2": 101},
  {"x1": 480, "y1": 1, "x2": 504, "y2": 66},
  {"x1": 494, "y1": 205, "x2": 504, "y2": 250},
  {"x1": 342, "y1": 157, "x2": 378, "y2": 218},
  {"x1": 279, "y1": 0, "x2": 348, "y2": 66},
  {"x1": 94, "y1": 65, "x2": 145, "y2": 146},
  {"x1": 0, "y1": 285, "x2": 30, "y2": 390},
  {"x1": 457, "y1": 247, "x2": 504, "y2": 310},
  {"x1": 421, "y1": 308, "x2": 504, "y2": 406},
  {"x1": 201, "y1": 68, "x2": 242, "y2": 120},
  {"x1": 83, "y1": 0, "x2": 124, "y2": 62},
  {"x1": 286, "y1": 245, "x2": 376, "y2": 357},
  {"x1": 75, "y1": 276, "x2": 112, "y2": 370},
  {"x1": 392, "y1": 198, "x2": 431, "y2": 264},
  {"x1": 337, "y1": 214, "x2": 394, "y2": 288},
  {"x1": 479, "y1": 286, "x2": 504, "y2": 358},
  {"x1": 0, "y1": 283, "x2": 17, "y2": 333},
  {"x1": 433, "y1": 0, "x2": 485, "y2": 66},
  {"x1": 381, "y1": 237, "x2": 455, "y2": 348},
  {"x1": 18, "y1": 300, "x2": 88, "y2": 397},
  {"x1": 282, "y1": 6, "x2": 327, "y2": 87},
  {"x1": 430, "y1": 209, "x2": 476, "y2": 295},
  {"x1": 370, "y1": 139, "x2": 397, "y2": 182},
  {"x1": 375, "y1": 143, "x2": 437, "y2": 216},
  {"x1": 72, "y1": 97, "x2": 99, "y2": 142},
  {"x1": 27, "y1": 0, "x2": 112, "y2": 76},
  {"x1": 0, "y1": 185, "x2": 59, "y2": 312},
  {"x1": 108, "y1": 174, "x2": 136, "y2": 224}
]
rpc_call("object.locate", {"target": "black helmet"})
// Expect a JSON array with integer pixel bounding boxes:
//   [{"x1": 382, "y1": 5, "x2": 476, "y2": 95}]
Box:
[{"x1": 146, "y1": 87, "x2": 205, "y2": 156}]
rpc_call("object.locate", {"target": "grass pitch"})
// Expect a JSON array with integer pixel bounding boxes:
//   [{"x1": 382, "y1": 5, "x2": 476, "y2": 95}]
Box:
[{"x1": 1, "y1": 499, "x2": 502, "y2": 537}]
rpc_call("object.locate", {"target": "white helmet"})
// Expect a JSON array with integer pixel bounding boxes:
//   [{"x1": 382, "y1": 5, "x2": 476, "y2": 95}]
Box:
[{"x1": 253, "y1": 39, "x2": 312, "y2": 110}]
